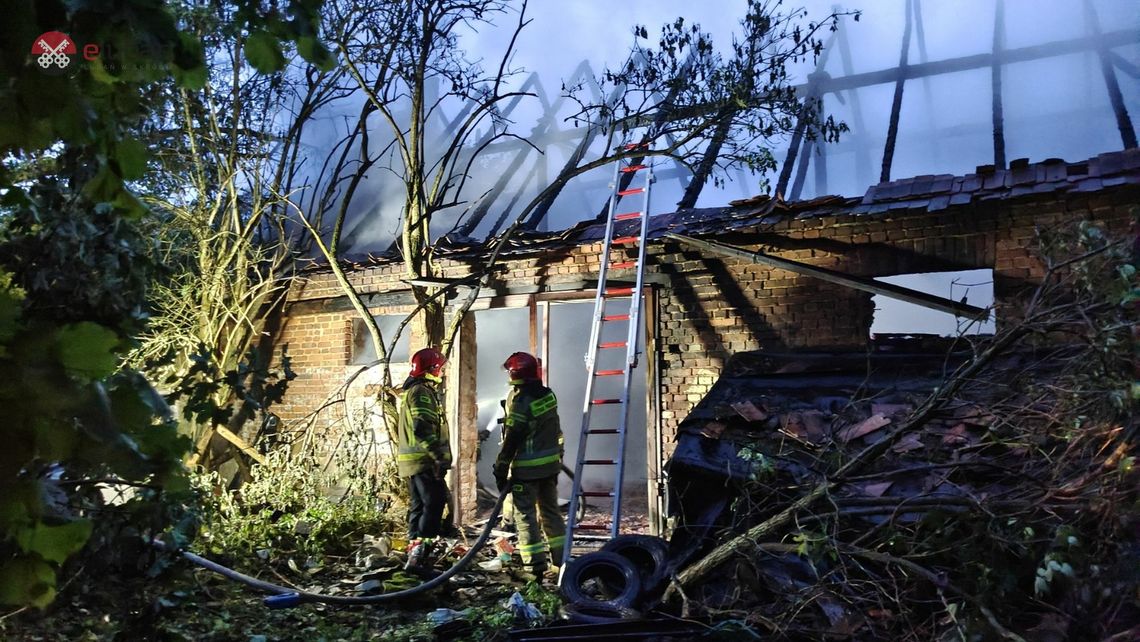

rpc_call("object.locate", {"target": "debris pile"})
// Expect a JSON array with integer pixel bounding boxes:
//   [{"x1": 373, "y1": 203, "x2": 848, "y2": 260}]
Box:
[{"x1": 662, "y1": 227, "x2": 1140, "y2": 640}]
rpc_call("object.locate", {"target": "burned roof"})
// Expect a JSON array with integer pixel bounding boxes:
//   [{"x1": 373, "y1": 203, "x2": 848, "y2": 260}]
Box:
[
  {"x1": 327, "y1": 149, "x2": 1140, "y2": 268},
  {"x1": 676, "y1": 346, "x2": 974, "y2": 433},
  {"x1": 667, "y1": 342, "x2": 1075, "y2": 485}
]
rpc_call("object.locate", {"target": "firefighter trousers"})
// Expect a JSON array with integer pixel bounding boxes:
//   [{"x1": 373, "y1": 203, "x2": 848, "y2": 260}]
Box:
[
  {"x1": 510, "y1": 475, "x2": 566, "y2": 571},
  {"x1": 407, "y1": 471, "x2": 447, "y2": 539}
]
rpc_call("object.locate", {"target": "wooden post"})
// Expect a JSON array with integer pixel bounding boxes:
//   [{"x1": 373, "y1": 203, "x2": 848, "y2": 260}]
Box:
[
  {"x1": 446, "y1": 312, "x2": 479, "y2": 525},
  {"x1": 528, "y1": 295, "x2": 538, "y2": 357},
  {"x1": 644, "y1": 286, "x2": 665, "y2": 536},
  {"x1": 540, "y1": 301, "x2": 551, "y2": 386}
]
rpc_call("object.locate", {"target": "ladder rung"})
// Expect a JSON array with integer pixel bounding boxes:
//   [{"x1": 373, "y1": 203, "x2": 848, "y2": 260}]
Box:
[
  {"x1": 604, "y1": 287, "x2": 634, "y2": 297},
  {"x1": 590, "y1": 399, "x2": 622, "y2": 406},
  {"x1": 609, "y1": 261, "x2": 636, "y2": 269},
  {"x1": 598, "y1": 341, "x2": 627, "y2": 349},
  {"x1": 617, "y1": 188, "x2": 644, "y2": 196},
  {"x1": 602, "y1": 314, "x2": 629, "y2": 322},
  {"x1": 620, "y1": 164, "x2": 647, "y2": 173},
  {"x1": 614, "y1": 211, "x2": 641, "y2": 221},
  {"x1": 612, "y1": 235, "x2": 639, "y2": 245},
  {"x1": 583, "y1": 459, "x2": 616, "y2": 465},
  {"x1": 575, "y1": 524, "x2": 610, "y2": 531},
  {"x1": 595, "y1": 369, "x2": 624, "y2": 376},
  {"x1": 581, "y1": 491, "x2": 614, "y2": 498},
  {"x1": 587, "y1": 429, "x2": 620, "y2": 435}
]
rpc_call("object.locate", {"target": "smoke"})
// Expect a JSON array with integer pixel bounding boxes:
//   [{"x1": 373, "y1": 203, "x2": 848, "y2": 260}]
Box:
[
  {"x1": 794, "y1": 0, "x2": 1139, "y2": 198},
  {"x1": 474, "y1": 302, "x2": 649, "y2": 501},
  {"x1": 286, "y1": 0, "x2": 1138, "y2": 257}
]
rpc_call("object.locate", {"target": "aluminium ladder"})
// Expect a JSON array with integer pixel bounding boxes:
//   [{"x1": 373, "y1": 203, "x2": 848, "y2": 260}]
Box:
[{"x1": 562, "y1": 147, "x2": 654, "y2": 568}]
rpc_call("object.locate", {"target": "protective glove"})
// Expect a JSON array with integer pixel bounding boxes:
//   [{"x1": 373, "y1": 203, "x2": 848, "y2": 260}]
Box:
[{"x1": 493, "y1": 463, "x2": 510, "y2": 492}]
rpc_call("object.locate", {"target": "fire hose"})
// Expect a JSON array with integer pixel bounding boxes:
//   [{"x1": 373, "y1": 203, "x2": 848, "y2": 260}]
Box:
[{"x1": 163, "y1": 489, "x2": 509, "y2": 608}]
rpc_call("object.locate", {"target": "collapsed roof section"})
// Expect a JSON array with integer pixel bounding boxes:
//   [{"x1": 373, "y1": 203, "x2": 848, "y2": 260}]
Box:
[{"x1": 324, "y1": 148, "x2": 1140, "y2": 268}]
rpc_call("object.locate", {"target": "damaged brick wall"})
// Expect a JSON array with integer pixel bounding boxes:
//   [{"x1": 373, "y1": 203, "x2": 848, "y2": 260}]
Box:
[{"x1": 270, "y1": 183, "x2": 1137, "y2": 509}]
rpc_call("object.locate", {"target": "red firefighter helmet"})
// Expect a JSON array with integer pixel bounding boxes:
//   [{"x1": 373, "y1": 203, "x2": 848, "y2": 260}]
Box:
[
  {"x1": 410, "y1": 347, "x2": 446, "y2": 377},
  {"x1": 503, "y1": 351, "x2": 540, "y2": 381}
]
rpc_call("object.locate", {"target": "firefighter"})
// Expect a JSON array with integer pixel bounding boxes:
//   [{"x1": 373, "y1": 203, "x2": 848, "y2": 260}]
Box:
[
  {"x1": 493, "y1": 352, "x2": 566, "y2": 579},
  {"x1": 397, "y1": 347, "x2": 452, "y2": 542}
]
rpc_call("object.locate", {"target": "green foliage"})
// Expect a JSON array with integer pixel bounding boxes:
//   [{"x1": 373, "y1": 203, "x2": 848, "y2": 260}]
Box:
[
  {"x1": 15, "y1": 521, "x2": 94, "y2": 565},
  {"x1": 0, "y1": 556, "x2": 56, "y2": 608},
  {"x1": 0, "y1": 0, "x2": 331, "y2": 610},
  {"x1": 55, "y1": 322, "x2": 121, "y2": 381},
  {"x1": 520, "y1": 581, "x2": 562, "y2": 617},
  {"x1": 580, "y1": 0, "x2": 855, "y2": 194},
  {"x1": 737, "y1": 444, "x2": 775, "y2": 480},
  {"x1": 162, "y1": 345, "x2": 294, "y2": 435},
  {"x1": 0, "y1": 260, "x2": 193, "y2": 608},
  {"x1": 193, "y1": 450, "x2": 397, "y2": 559},
  {"x1": 244, "y1": 30, "x2": 286, "y2": 73},
  {"x1": 790, "y1": 529, "x2": 835, "y2": 564}
]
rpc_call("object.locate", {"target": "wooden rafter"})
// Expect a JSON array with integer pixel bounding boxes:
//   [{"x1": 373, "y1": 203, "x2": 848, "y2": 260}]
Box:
[{"x1": 666, "y1": 233, "x2": 990, "y2": 320}]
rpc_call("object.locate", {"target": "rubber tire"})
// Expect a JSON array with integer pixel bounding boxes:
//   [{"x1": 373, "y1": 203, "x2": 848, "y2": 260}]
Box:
[
  {"x1": 561, "y1": 602, "x2": 642, "y2": 624},
  {"x1": 601, "y1": 535, "x2": 670, "y2": 588},
  {"x1": 560, "y1": 551, "x2": 643, "y2": 610}
]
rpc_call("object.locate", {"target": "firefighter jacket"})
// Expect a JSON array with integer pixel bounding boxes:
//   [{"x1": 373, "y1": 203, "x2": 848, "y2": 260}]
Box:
[
  {"x1": 396, "y1": 374, "x2": 452, "y2": 477},
  {"x1": 496, "y1": 379, "x2": 564, "y2": 481}
]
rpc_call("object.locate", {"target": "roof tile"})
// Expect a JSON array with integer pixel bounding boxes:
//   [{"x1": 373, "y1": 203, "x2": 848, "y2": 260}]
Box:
[
  {"x1": 910, "y1": 177, "x2": 934, "y2": 194},
  {"x1": 1011, "y1": 165, "x2": 1036, "y2": 185},
  {"x1": 928, "y1": 194, "x2": 952, "y2": 211},
  {"x1": 1120, "y1": 148, "x2": 1140, "y2": 170},
  {"x1": 1097, "y1": 152, "x2": 1123, "y2": 176},
  {"x1": 1075, "y1": 178, "x2": 1104, "y2": 192},
  {"x1": 1044, "y1": 161, "x2": 1067, "y2": 182},
  {"x1": 930, "y1": 176, "x2": 955, "y2": 193},
  {"x1": 312, "y1": 150, "x2": 1140, "y2": 270}
]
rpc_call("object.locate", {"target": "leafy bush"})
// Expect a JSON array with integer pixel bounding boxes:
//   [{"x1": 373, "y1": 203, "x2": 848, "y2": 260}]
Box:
[{"x1": 193, "y1": 450, "x2": 400, "y2": 559}]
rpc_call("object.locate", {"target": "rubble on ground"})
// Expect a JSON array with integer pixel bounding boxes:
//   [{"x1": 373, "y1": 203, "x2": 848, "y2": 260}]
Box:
[{"x1": 660, "y1": 246, "x2": 1139, "y2": 640}]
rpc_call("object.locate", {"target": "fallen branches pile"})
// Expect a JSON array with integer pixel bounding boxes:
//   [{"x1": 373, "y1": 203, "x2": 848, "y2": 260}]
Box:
[{"x1": 665, "y1": 221, "x2": 1139, "y2": 641}]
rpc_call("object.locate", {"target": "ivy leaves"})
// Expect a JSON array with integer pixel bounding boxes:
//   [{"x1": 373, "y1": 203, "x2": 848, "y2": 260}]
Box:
[
  {"x1": 244, "y1": 31, "x2": 287, "y2": 73},
  {"x1": 56, "y1": 322, "x2": 120, "y2": 381},
  {"x1": 0, "y1": 0, "x2": 330, "y2": 610}
]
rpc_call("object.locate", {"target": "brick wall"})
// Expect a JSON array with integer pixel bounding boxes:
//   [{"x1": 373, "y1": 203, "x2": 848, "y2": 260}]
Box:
[{"x1": 273, "y1": 187, "x2": 1137, "y2": 503}]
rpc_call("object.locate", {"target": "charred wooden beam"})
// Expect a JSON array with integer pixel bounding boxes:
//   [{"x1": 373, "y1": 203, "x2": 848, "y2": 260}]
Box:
[
  {"x1": 1083, "y1": 0, "x2": 1138, "y2": 149},
  {"x1": 881, "y1": 0, "x2": 915, "y2": 184},
  {"x1": 814, "y1": 27, "x2": 1140, "y2": 95},
  {"x1": 991, "y1": 0, "x2": 1007, "y2": 169},
  {"x1": 666, "y1": 233, "x2": 990, "y2": 320}
]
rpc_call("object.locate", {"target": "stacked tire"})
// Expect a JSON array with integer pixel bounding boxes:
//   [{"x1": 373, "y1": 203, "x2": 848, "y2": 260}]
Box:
[{"x1": 559, "y1": 535, "x2": 671, "y2": 624}]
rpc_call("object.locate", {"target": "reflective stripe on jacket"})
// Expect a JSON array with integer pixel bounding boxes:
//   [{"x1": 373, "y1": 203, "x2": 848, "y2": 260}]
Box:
[
  {"x1": 396, "y1": 374, "x2": 451, "y2": 477},
  {"x1": 497, "y1": 380, "x2": 563, "y2": 480}
]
